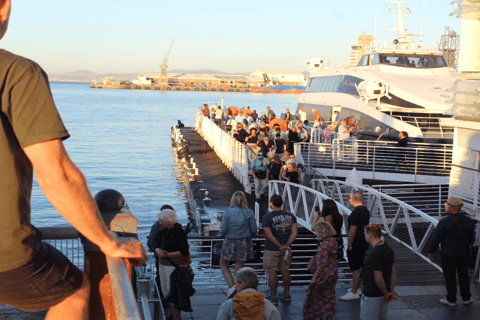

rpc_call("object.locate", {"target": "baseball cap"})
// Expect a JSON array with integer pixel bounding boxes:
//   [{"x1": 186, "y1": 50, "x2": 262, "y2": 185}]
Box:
[{"x1": 257, "y1": 152, "x2": 264, "y2": 157}]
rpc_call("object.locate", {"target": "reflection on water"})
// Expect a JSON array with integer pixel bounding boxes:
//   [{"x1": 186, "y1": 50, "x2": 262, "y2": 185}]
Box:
[{"x1": 32, "y1": 82, "x2": 298, "y2": 245}]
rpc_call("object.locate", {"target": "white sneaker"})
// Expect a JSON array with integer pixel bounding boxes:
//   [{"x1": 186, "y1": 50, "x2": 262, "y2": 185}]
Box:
[
  {"x1": 463, "y1": 298, "x2": 474, "y2": 305},
  {"x1": 439, "y1": 299, "x2": 456, "y2": 307},
  {"x1": 340, "y1": 291, "x2": 361, "y2": 300},
  {"x1": 348, "y1": 288, "x2": 362, "y2": 296},
  {"x1": 226, "y1": 286, "x2": 237, "y2": 299}
]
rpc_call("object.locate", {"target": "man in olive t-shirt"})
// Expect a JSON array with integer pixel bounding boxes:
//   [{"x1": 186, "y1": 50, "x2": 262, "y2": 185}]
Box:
[{"x1": 0, "y1": 1, "x2": 146, "y2": 318}]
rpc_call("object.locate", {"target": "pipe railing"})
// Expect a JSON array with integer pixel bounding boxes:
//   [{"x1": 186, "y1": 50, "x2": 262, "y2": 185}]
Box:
[
  {"x1": 195, "y1": 113, "x2": 251, "y2": 193},
  {"x1": 372, "y1": 183, "x2": 450, "y2": 218},
  {"x1": 295, "y1": 141, "x2": 452, "y2": 183},
  {"x1": 106, "y1": 256, "x2": 142, "y2": 320}
]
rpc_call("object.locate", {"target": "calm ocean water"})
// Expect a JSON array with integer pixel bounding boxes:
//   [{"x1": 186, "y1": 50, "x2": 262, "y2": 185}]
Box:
[{"x1": 31, "y1": 82, "x2": 299, "y2": 243}]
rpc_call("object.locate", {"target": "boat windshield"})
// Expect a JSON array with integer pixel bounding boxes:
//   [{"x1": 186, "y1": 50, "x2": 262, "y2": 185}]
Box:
[{"x1": 370, "y1": 53, "x2": 447, "y2": 68}]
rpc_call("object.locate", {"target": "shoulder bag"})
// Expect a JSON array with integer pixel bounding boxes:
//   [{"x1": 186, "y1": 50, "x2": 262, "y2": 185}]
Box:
[{"x1": 450, "y1": 215, "x2": 475, "y2": 260}]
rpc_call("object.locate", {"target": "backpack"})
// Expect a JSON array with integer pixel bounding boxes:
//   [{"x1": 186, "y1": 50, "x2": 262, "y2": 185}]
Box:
[{"x1": 232, "y1": 291, "x2": 265, "y2": 320}]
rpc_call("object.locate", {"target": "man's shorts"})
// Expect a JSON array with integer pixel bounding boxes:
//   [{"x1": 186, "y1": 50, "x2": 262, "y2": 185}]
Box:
[
  {"x1": 347, "y1": 247, "x2": 368, "y2": 271},
  {"x1": 0, "y1": 242, "x2": 84, "y2": 312},
  {"x1": 263, "y1": 250, "x2": 291, "y2": 273}
]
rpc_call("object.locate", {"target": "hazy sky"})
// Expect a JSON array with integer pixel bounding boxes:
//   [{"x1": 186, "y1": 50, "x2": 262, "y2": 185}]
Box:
[{"x1": 1, "y1": 0, "x2": 461, "y2": 75}]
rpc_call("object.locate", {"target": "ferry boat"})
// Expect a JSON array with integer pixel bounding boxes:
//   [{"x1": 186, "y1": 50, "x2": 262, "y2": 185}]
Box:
[{"x1": 297, "y1": 0, "x2": 456, "y2": 143}]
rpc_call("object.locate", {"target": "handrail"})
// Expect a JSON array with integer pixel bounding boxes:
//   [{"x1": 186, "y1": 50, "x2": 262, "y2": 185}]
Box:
[
  {"x1": 105, "y1": 256, "x2": 142, "y2": 320},
  {"x1": 268, "y1": 180, "x2": 351, "y2": 232},
  {"x1": 295, "y1": 141, "x2": 452, "y2": 183},
  {"x1": 195, "y1": 113, "x2": 251, "y2": 193}
]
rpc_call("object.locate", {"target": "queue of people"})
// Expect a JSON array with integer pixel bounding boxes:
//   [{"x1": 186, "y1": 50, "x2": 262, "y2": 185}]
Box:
[{"x1": 146, "y1": 191, "x2": 475, "y2": 320}]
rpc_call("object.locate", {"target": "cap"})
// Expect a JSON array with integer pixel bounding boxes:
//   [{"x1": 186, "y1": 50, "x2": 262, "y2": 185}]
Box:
[
  {"x1": 257, "y1": 152, "x2": 264, "y2": 157},
  {"x1": 445, "y1": 197, "x2": 463, "y2": 207}
]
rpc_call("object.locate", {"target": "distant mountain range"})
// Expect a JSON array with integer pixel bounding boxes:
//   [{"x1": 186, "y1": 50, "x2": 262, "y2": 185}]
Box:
[{"x1": 48, "y1": 69, "x2": 250, "y2": 83}]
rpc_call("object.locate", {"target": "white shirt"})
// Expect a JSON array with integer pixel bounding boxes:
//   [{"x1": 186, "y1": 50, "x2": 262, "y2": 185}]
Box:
[
  {"x1": 298, "y1": 109, "x2": 307, "y2": 121},
  {"x1": 337, "y1": 125, "x2": 350, "y2": 140}
]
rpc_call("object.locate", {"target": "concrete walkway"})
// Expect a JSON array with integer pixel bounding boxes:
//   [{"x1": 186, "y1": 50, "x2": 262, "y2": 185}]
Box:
[{"x1": 182, "y1": 281, "x2": 480, "y2": 320}]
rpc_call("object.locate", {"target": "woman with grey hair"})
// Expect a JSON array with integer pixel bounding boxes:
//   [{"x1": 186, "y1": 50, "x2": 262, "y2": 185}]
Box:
[
  {"x1": 219, "y1": 191, "x2": 257, "y2": 298},
  {"x1": 303, "y1": 221, "x2": 338, "y2": 320},
  {"x1": 216, "y1": 267, "x2": 281, "y2": 320},
  {"x1": 282, "y1": 159, "x2": 302, "y2": 185},
  {"x1": 153, "y1": 209, "x2": 192, "y2": 320}
]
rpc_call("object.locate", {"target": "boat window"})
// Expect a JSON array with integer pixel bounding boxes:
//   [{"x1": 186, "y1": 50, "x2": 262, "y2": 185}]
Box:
[
  {"x1": 379, "y1": 54, "x2": 405, "y2": 66},
  {"x1": 404, "y1": 56, "x2": 429, "y2": 68},
  {"x1": 427, "y1": 56, "x2": 447, "y2": 68},
  {"x1": 356, "y1": 55, "x2": 369, "y2": 67},
  {"x1": 371, "y1": 53, "x2": 380, "y2": 65}
]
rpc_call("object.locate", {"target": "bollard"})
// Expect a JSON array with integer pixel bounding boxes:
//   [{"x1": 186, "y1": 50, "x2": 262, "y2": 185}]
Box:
[{"x1": 82, "y1": 189, "x2": 140, "y2": 320}]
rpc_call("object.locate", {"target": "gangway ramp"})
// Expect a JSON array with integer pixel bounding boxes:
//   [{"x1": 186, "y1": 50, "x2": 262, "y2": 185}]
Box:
[{"x1": 269, "y1": 180, "x2": 447, "y2": 286}]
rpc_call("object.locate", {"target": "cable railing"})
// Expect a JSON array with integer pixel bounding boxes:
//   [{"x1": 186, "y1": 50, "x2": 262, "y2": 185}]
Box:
[
  {"x1": 195, "y1": 113, "x2": 252, "y2": 193},
  {"x1": 295, "y1": 141, "x2": 452, "y2": 183}
]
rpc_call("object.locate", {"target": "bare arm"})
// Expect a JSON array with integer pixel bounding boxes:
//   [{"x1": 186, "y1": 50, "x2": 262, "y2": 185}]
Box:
[
  {"x1": 348, "y1": 225, "x2": 357, "y2": 251},
  {"x1": 24, "y1": 139, "x2": 146, "y2": 260}
]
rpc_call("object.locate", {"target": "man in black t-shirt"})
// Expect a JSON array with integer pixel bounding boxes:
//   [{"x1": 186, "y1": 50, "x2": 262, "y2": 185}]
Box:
[
  {"x1": 266, "y1": 154, "x2": 282, "y2": 181},
  {"x1": 340, "y1": 190, "x2": 371, "y2": 300},
  {"x1": 360, "y1": 225, "x2": 398, "y2": 320},
  {"x1": 262, "y1": 195, "x2": 298, "y2": 303}
]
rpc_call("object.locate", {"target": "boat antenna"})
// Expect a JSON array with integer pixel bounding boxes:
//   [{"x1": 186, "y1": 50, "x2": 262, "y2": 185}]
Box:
[
  {"x1": 419, "y1": 0, "x2": 425, "y2": 48},
  {"x1": 374, "y1": 0, "x2": 379, "y2": 47}
]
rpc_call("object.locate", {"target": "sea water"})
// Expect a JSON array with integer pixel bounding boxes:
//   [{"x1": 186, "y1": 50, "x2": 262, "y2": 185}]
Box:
[{"x1": 31, "y1": 82, "x2": 299, "y2": 243}]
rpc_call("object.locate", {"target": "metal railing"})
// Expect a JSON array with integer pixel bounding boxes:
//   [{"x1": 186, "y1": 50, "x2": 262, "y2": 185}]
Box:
[
  {"x1": 310, "y1": 179, "x2": 446, "y2": 271},
  {"x1": 195, "y1": 113, "x2": 252, "y2": 193},
  {"x1": 390, "y1": 115, "x2": 454, "y2": 138},
  {"x1": 449, "y1": 164, "x2": 480, "y2": 213},
  {"x1": 372, "y1": 183, "x2": 450, "y2": 219},
  {"x1": 40, "y1": 227, "x2": 153, "y2": 320},
  {"x1": 149, "y1": 235, "x2": 352, "y2": 287},
  {"x1": 295, "y1": 140, "x2": 453, "y2": 183}
]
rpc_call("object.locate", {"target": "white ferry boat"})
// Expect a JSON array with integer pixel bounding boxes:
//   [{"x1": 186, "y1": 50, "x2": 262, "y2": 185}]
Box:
[{"x1": 298, "y1": 0, "x2": 456, "y2": 143}]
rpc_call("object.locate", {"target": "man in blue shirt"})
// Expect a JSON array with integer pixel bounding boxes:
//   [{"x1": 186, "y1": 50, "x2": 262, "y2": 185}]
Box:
[{"x1": 251, "y1": 152, "x2": 268, "y2": 200}]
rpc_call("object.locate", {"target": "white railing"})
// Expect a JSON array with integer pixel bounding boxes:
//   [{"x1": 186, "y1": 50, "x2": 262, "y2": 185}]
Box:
[
  {"x1": 449, "y1": 164, "x2": 480, "y2": 214},
  {"x1": 295, "y1": 141, "x2": 452, "y2": 184},
  {"x1": 268, "y1": 180, "x2": 350, "y2": 234},
  {"x1": 311, "y1": 179, "x2": 462, "y2": 272},
  {"x1": 372, "y1": 183, "x2": 450, "y2": 219},
  {"x1": 390, "y1": 115, "x2": 454, "y2": 138},
  {"x1": 195, "y1": 113, "x2": 251, "y2": 193}
]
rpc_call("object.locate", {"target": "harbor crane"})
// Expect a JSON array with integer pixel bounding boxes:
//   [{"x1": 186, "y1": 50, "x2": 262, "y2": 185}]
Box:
[{"x1": 160, "y1": 39, "x2": 174, "y2": 84}]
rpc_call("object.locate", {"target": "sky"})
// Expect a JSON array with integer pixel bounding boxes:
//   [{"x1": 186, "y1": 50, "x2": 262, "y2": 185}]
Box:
[{"x1": 1, "y1": 0, "x2": 461, "y2": 75}]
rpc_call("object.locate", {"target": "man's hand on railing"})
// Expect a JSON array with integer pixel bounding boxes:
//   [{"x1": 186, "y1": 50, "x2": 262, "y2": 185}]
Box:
[{"x1": 102, "y1": 237, "x2": 148, "y2": 266}]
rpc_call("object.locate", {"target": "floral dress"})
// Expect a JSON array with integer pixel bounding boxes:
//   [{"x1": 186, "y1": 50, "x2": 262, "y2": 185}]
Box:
[{"x1": 303, "y1": 238, "x2": 338, "y2": 319}]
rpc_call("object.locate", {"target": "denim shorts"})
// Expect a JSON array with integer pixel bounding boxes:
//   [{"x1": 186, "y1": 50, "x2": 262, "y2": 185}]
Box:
[{"x1": 0, "y1": 242, "x2": 84, "y2": 312}]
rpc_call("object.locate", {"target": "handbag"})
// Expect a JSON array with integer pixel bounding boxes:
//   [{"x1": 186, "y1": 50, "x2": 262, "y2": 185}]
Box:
[{"x1": 451, "y1": 215, "x2": 476, "y2": 260}]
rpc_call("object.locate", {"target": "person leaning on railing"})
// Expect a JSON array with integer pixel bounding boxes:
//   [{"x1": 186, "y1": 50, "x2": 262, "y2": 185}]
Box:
[{"x1": 0, "y1": 2, "x2": 147, "y2": 318}]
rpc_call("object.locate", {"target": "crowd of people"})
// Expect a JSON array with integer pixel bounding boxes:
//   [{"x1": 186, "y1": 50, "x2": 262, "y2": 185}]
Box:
[{"x1": 148, "y1": 191, "x2": 475, "y2": 320}]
